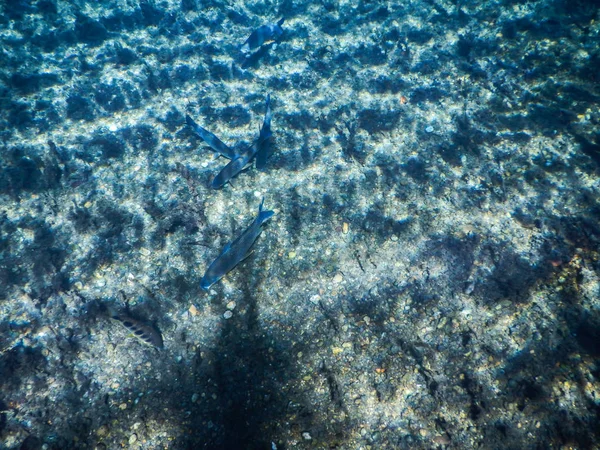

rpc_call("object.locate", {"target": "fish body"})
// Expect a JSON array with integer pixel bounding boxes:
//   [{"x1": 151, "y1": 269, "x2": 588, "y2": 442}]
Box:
[
  {"x1": 201, "y1": 199, "x2": 274, "y2": 289},
  {"x1": 241, "y1": 18, "x2": 285, "y2": 53},
  {"x1": 109, "y1": 307, "x2": 164, "y2": 349},
  {"x1": 186, "y1": 114, "x2": 237, "y2": 159},
  {"x1": 211, "y1": 141, "x2": 259, "y2": 189},
  {"x1": 211, "y1": 94, "x2": 273, "y2": 188}
]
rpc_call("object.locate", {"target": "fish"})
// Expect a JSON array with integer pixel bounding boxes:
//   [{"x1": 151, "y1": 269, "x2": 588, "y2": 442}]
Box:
[
  {"x1": 201, "y1": 198, "x2": 275, "y2": 289},
  {"x1": 108, "y1": 306, "x2": 164, "y2": 349},
  {"x1": 241, "y1": 18, "x2": 285, "y2": 54},
  {"x1": 211, "y1": 143, "x2": 258, "y2": 189},
  {"x1": 211, "y1": 94, "x2": 273, "y2": 188},
  {"x1": 185, "y1": 114, "x2": 237, "y2": 159}
]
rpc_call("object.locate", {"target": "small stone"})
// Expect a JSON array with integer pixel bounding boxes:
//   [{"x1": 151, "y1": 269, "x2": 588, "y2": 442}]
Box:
[
  {"x1": 332, "y1": 347, "x2": 343, "y2": 355},
  {"x1": 129, "y1": 434, "x2": 137, "y2": 445},
  {"x1": 342, "y1": 222, "x2": 349, "y2": 234},
  {"x1": 288, "y1": 251, "x2": 296, "y2": 259},
  {"x1": 223, "y1": 310, "x2": 233, "y2": 319},
  {"x1": 433, "y1": 435, "x2": 450, "y2": 445},
  {"x1": 189, "y1": 304, "x2": 199, "y2": 316},
  {"x1": 302, "y1": 432, "x2": 312, "y2": 440},
  {"x1": 419, "y1": 428, "x2": 427, "y2": 437},
  {"x1": 119, "y1": 403, "x2": 127, "y2": 410},
  {"x1": 226, "y1": 301, "x2": 236, "y2": 310},
  {"x1": 333, "y1": 273, "x2": 343, "y2": 283},
  {"x1": 96, "y1": 424, "x2": 109, "y2": 437},
  {"x1": 425, "y1": 125, "x2": 434, "y2": 133},
  {"x1": 191, "y1": 393, "x2": 199, "y2": 403}
]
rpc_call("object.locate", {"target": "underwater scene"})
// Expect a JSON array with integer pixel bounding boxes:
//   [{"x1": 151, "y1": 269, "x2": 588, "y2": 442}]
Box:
[{"x1": 1, "y1": 0, "x2": 599, "y2": 448}]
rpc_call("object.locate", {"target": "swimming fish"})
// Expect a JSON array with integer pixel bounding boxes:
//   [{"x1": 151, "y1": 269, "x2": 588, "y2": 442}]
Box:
[
  {"x1": 211, "y1": 94, "x2": 273, "y2": 189},
  {"x1": 211, "y1": 142, "x2": 258, "y2": 189},
  {"x1": 108, "y1": 306, "x2": 164, "y2": 349},
  {"x1": 241, "y1": 18, "x2": 285, "y2": 54},
  {"x1": 185, "y1": 115, "x2": 237, "y2": 159},
  {"x1": 201, "y1": 198, "x2": 275, "y2": 289}
]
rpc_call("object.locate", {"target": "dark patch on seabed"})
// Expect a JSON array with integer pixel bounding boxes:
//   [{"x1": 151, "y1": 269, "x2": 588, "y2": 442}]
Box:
[{"x1": 1, "y1": 0, "x2": 600, "y2": 448}]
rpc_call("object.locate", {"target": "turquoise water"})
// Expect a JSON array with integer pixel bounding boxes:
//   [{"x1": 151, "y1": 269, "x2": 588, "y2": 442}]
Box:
[{"x1": 1, "y1": 0, "x2": 599, "y2": 448}]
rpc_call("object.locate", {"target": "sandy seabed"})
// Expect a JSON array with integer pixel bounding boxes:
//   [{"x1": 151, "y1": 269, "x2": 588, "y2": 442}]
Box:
[{"x1": 1, "y1": 0, "x2": 599, "y2": 448}]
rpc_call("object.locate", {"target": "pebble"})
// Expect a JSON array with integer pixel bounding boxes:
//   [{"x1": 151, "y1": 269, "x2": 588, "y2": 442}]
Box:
[
  {"x1": 333, "y1": 273, "x2": 343, "y2": 283},
  {"x1": 433, "y1": 435, "x2": 451, "y2": 445},
  {"x1": 226, "y1": 301, "x2": 236, "y2": 310},
  {"x1": 223, "y1": 310, "x2": 233, "y2": 319},
  {"x1": 129, "y1": 434, "x2": 137, "y2": 445},
  {"x1": 96, "y1": 425, "x2": 109, "y2": 437},
  {"x1": 191, "y1": 393, "x2": 199, "y2": 403},
  {"x1": 288, "y1": 251, "x2": 296, "y2": 259},
  {"x1": 425, "y1": 125, "x2": 434, "y2": 133},
  {"x1": 189, "y1": 304, "x2": 199, "y2": 316},
  {"x1": 302, "y1": 432, "x2": 312, "y2": 440},
  {"x1": 342, "y1": 222, "x2": 349, "y2": 234},
  {"x1": 119, "y1": 403, "x2": 127, "y2": 410}
]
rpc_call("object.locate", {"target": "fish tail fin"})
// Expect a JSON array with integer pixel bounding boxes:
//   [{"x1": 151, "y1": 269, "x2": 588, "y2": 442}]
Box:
[
  {"x1": 257, "y1": 198, "x2": 275, "y2": 225},
  {"x1": 106, "y1": 303, "x2": 122, "y2": 320},
  {"x1": 259, "y1": 93, "x2": 273, "y2": 142},
  {"x1": 277, "y1": 18, "x2": 285, "y2": 27}
]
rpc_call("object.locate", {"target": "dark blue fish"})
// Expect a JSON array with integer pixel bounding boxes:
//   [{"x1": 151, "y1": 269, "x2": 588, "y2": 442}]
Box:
[
  {"x1": 211, "y1": 94, "x2": 273, "y2": 189},
  {"x1": 241, "y1": 18, "x2": 285, "y2": 53},
  {"x1": 201, "y1": 199, "x2": 274, "y2": 289},
  {"x1": 185, "y1": 114, "x2": 237, "y2": 159},
  {"x1": 211, "y1": 141, "x2": 259, "y2": 189}
]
